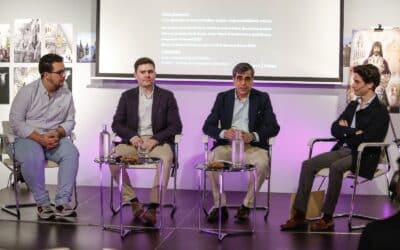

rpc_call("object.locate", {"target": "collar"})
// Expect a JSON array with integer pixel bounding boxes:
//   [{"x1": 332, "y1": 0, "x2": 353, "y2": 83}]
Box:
[
  {"x1": 39, "y1": 79, "x2": 59, "y2": 97},
  {"x1": 139, "y1": 86, "x2": 154, "y2": 99},
  {"x1": 235, "y1": 90, "x2": 250, "y2": 103},
  {"x1": 356, "y1": 94, "x2": 376, "y2": 109}
]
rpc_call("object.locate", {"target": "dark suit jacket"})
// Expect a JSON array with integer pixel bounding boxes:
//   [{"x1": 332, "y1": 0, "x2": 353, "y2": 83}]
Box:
[
  {"x1": 202, "y1": 88, "x2": 280, "y2": 150},
  {"x1": 331, "y1": 96, "x2": 389, "y2": 179},
  {"x1": 112, "y1": 86, "x2": 182, "y2": 149},
  {"x1": 358, "y1": 211, "x2": 400, "y2": 250}
]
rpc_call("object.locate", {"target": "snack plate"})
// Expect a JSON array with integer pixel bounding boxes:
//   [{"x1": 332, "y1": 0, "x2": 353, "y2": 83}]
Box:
[{"x1": 207, "y1": 160, "x2": 254, "y2": 171}]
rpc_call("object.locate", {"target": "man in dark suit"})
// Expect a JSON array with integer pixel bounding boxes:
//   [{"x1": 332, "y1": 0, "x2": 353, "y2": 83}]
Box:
[
  {"x1": 202, "y1": 62, "x2": 280, "y2": 222},
  {"x1": 110, "y1": 57, "x2": 182, "y2": 226},
  {"x1": 281, "y1": 64, "x2": 389, "y2": 232}
]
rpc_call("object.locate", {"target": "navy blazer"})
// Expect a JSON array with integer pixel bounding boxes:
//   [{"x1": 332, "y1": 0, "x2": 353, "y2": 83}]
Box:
[
  {"x1": 331, "y1": 96, "x2": 389, "y2": 179},
  {"x1": 112, "y1": 86, "x2": 182, "y2": 148},
  {"x1": 202, "y1": 88, "x2": 280, "y2": 150}
]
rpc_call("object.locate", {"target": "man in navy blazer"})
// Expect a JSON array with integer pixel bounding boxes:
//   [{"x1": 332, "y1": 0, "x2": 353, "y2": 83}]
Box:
[
  {"x1": 110, "y1": 57, "x2": 182, "y2": 226},
  {"x1": 203, "y1": 62, "x2": 280, "y2": 222},
  {"x1": 281, "y1": 64, "x2": 389, "y2": 232}
]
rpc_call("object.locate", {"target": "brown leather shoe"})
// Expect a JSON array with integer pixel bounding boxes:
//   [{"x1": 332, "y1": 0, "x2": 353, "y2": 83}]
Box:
[
  {"x1": 280, "y1": 218, "x2": 307, "y2": 231},
  {"x1": 142, "y1": 208, "x2": 157, "y2": 226},
  {"x1": 310, "y1": 218, "x2": 334, "y2": 231},
  {"x1": 131, "y1": 201, "x2": 144, "y2": 219}
]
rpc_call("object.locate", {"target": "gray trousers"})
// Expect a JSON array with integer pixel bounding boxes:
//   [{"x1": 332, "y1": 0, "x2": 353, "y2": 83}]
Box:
[{"x1": 293, "y1": 147, "x2": 352, "y2": 215}]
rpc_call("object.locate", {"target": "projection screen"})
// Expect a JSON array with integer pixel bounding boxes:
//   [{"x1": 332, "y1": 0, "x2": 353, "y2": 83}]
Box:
[{"x1": 97, "y1": 0, "x2": 343, "y2": 83}]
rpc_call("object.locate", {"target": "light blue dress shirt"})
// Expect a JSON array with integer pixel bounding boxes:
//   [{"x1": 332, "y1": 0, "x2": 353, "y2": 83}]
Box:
[{"x1": 9, "y1": 79, "x2": 76, "y2": 138}]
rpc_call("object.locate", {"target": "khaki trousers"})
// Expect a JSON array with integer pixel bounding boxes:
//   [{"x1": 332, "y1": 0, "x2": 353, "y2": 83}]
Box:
[
  {"x1": 109, "y1": 140, "x2": 173, "y2": 204},
  {"x1": 208, "y1": 144, "x2": 269, "y2": 208}
]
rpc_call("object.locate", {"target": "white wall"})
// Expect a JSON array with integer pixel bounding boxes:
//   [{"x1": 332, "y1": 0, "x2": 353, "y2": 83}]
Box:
[{"x1": 0, "y1": 0, "x2": 399, "y2": 195}]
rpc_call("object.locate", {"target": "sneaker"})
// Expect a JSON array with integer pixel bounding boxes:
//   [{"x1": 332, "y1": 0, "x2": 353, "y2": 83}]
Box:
[
  {"x1": 37, "y1": 205, "x2": 55, "y2": 220},
  {"x1": 131, "y1": 201, "x2": 145, "y2": 219},
  {"x1": 310, "y1": 218, "x2": 334, "y2": 231},
  {"x1": 235, "y1": 205, "x2": 250, "y2": 221},
  {"x1": 207, "y1": 206, "x2": 229, "y2": 223},
  {"x1": 142, "y1": 208, "x2": 157, "y2": 226},
  {"x1": 55, "y1": 204, "x2": 77, "y2": 217}
]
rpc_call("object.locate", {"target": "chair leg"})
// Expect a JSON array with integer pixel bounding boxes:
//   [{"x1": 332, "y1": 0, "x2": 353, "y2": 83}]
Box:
[
  {"x1": 317, "y1": 177, "x2": 327, "y2": 191},
  {"x1": 385, "y1": 172, "x2": 391, "y2": 199},
  {"x1": 1, "y1": 168, "x2": 37, "y2": 219},
  {"x1": 72, "y1": 182, "x2": 78, "y2": 210},
  {"x1": 169, "y1": 175, "x2": 177, "y2": 218},
  {"x1": 332, "y1": 179, "x2": 379, "y2": 231},
  {"x1": 264, "y1": 177, "x2": 271, "y2": 220}
]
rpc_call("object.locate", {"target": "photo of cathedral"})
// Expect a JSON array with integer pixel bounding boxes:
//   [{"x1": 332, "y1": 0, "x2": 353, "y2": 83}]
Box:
[{"x1": 44, "y1": 23, "x2": 73, "y2": 63}]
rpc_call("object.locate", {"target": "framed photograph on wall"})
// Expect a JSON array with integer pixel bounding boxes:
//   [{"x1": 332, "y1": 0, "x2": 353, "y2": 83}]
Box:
[
  {"x1": 13, "y1": 67, "x2": 39, "y2": 100},
  {"x1": 76, "y1": 32, "x2": 96, "y2": 63},
  {"x1": 0, "y1": 67, "x2": 9, "y2": 104},
  {"x1": 65, "y1": 67, "x2": 72, "y2": 91},
  {"x1": 44, "y1": 23, "x2": 73, "y2": 63},
  {"x1": 347, "y1": 29, "x2": 400, "y2": 113},
  {"x1": 14, "y1": 19, "x2": 41, "y2": 63},
  {"x1": 0, "y1": 24, "x2": 10, "y2": 62}
]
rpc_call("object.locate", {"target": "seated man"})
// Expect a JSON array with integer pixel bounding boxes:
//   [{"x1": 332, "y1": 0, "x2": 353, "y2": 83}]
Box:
[
  {"x1": 202, "y1": 62, "x2": 280, "y2": 222},
  {"x1": 281, "y1": 64, "x2": 389, "y2": 231},
  {"x1": 9, "y1": 53, "x2": 79, "y2": 220},
  {"x1": 110, "y1": 57, "x2": 182, "y2": 226}
]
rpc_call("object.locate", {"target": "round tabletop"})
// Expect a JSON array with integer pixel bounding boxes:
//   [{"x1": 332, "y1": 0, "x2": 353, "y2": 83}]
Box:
[
  {"x1": 94, "y1": 157, "x2": 161, "y2": 168},
  {"x1": 196, "y1": 161, "x2": 255, "y2": 172}
]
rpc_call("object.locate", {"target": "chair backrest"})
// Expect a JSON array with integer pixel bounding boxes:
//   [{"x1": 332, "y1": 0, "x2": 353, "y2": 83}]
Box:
[
  {"x1": 1, "y1": 121, "x2": 13, "y2": 158},
  {"x1": 316, "y1": 127, "x2": 394, "y2": 180},
  {"x1": 2, "y1": 121, "x2": 15, "y2": 144}
]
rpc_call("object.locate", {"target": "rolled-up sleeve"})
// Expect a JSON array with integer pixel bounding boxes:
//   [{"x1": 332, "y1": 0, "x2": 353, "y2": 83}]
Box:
[{"x1": 9, "y1": 87, "x2": 35, "y2": 138}]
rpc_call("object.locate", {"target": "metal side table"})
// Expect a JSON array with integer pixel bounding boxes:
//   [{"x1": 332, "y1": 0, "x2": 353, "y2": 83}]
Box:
[
  {"x1": 196, "y1": 162, "x2": 257, "y2": 241},
  {"x1": 94, "y1": 157, "x2": 163, "y2": 239}
]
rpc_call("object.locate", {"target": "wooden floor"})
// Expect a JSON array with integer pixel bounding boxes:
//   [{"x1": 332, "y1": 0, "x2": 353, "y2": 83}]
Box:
[{"x1": 0, "y1": 185, "x2": 398, "y2": 250}]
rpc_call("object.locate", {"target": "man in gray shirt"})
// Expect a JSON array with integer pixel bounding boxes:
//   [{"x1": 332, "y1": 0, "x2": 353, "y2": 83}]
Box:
[{"x1": 9, "y1": 53, "x2": 79, "y2": 220}]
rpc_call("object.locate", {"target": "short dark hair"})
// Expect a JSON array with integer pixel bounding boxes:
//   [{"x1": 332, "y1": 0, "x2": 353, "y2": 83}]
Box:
[
  {"x1": 353, "y1": 64, "x2": 380, "y2": 90},
  {"x1": 232, "y1": 62, "x2": 254, "y2": 78},
  {"x1": 39, "y1": 53, "x2": 63, "y2": 77},
  {"x1": 134, "y1": 57, "x2": 155, "y2": 72}
]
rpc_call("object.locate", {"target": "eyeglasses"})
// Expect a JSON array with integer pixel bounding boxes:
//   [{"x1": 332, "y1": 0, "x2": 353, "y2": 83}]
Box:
[{"x1": 49, "y1": 69, "x2": 66, "y2": 76}]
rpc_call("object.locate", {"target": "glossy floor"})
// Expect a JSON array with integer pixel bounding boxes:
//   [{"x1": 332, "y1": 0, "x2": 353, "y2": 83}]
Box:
[{"x1": 0, "y1": 185, "x2": 397, "y2": 250}]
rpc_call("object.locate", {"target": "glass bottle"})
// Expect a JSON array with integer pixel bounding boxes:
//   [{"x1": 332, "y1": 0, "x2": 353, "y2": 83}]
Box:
[
  {"x1": 231, "y1": 130, "x2": 244, "y2": 167},
  {"x1": 99, "y1": 124, "x2": 110, "y2": 161}
]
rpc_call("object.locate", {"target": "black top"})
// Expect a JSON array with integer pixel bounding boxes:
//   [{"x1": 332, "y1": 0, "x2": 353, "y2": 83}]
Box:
[{"x1": 331, "y1": 96, "x2": 389, "y2": 179}]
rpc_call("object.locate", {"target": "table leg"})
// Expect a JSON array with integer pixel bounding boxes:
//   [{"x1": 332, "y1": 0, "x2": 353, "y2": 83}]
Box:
[
  {"x1": 218, "y1": 171, "x2": 224, "y2": 240},
  {"x1": 252, "y1": 169, "x2": 256, "y2": 232},
  {"x1": 197, "y1": 169, "x2": 202, "y2": 231},
  {"x1": 159, "y1": 159, "x2": 163, "y2": 229},
  {"x1": 99, "y1": 162, "x2": 104, "y2": 228}
]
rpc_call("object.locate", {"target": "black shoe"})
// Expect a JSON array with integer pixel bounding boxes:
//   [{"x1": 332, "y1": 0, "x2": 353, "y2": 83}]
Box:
[
  {"x1": 235, "y1": 205, "x2": 250, "y2": 221},
  {"x1": 207, "y1": 206, "x2": 228, "y2": 223}
]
